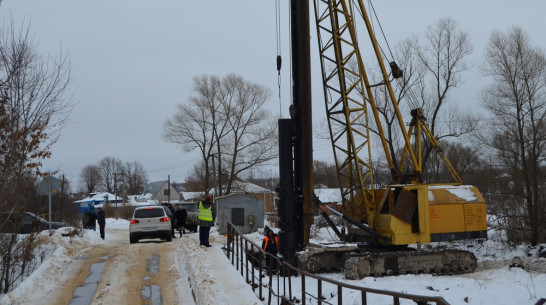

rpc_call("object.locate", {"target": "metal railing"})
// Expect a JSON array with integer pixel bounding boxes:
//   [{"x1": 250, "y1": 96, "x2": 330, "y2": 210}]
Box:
[{"x1": 224, "y1": 221, "x2": 450, "y2": 305}]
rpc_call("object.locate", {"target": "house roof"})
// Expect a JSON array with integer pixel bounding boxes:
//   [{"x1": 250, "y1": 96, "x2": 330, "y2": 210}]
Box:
[
  {"x1": 216, "y1": 180, "x2": 275, "y2": 194},
  {"x1": 145, "y1": 181, "x2": 168, "y2": 195},
  {"x1": 233, "y1": 180, "x2": 273, "y2": 193},
  {"x1": 181, "y1": 192, "x2": 204, "y2": 201},
  {"x1": 180, "y1": 180, "x2": 273, "y2": 200},
  {"x1": 74, "y1": 192, "x2": 120, "y2": 203},
  {"x1": 314, "y1": 188, "x2": 342, "y2": 204},
  {"x1": 127, "y1": 195, "x2": 159, "y2": 206}
]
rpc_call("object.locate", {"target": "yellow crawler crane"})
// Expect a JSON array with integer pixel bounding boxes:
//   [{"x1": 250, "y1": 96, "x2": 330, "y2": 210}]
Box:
[{"x1": 308, "y1": 0, "x2": 487, "y2": 278}]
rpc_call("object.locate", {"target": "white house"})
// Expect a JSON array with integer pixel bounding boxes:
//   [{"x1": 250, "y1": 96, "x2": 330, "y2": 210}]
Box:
[{"x1": 142, "y1": 181, "x2": 183, "y2": 203}]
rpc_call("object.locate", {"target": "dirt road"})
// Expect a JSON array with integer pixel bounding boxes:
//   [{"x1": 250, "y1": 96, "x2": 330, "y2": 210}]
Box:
[
  {"x1": 0, "y1": 221, "x2": 260, "y2": 305},
  {"x1": 51, "y1": 227, "x2": 191, "y2": 305}
]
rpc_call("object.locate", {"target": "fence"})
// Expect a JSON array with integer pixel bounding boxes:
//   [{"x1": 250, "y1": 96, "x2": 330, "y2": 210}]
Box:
[{"x1": 224, "y1": 221, "x2": 450, "y2": 305}]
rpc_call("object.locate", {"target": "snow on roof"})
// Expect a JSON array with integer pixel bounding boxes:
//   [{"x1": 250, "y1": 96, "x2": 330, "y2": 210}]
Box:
[
  {"x1": 228, "y1": 180, "x2": 274, "y2": 194},
  {"x1": 429, "y1": 185, "x2": 478, "y2": 201},
  {"x1": 127, "y1": 195, "x2": 159, "y2": 206},
  {"x1": 140, "y1": 193, "x2": 154, "y2": 200},
  {"x1": 181, "y1": 180, "x2": 273, "y2": 200},
  {"x1": 74, "y1": 192, "x2": 120, "y2": 203},
  {"x1": 314, "y1": 188, "x2": 342, "y2": 204},
  {"x1": 181, "y1": 192, "x2": 204, "y2": 201}
]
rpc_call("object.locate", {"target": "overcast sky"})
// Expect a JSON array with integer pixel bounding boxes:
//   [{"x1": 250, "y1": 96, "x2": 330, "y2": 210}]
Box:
[{"x1": 1, "y1": 0, "x2": 545, "y2": 190}]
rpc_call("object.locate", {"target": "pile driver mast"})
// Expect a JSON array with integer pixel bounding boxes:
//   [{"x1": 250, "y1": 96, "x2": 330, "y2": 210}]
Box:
[{"x1": 276, "y1": 0, "x2": 315, "y2": 267}]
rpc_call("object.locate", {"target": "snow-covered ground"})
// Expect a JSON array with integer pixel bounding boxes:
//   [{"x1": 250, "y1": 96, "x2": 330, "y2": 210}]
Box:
[
  {"x1": 0, "y1": 218, "x2": 545, "y2": 305},
  {"x1": 242, "y1": 225, "x2": 546, "y2": 305}
]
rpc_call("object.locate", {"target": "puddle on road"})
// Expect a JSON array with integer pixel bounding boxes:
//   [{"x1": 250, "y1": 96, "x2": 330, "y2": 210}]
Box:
[
  {"x1": 141, "y1": 285, "x2": 162, "y2": 305},
  {"x1": 145, "y1": 254, "x2": 161, "y2": 274},
  {"x1": 142, "y1": 253, "x2": 163, "y2": 305},
  {"x1": 68, "y1": 256, "x2": 108, "y2": 305}
]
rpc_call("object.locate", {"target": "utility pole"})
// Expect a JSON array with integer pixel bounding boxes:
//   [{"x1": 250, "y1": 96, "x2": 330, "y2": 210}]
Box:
[
  {"x1": 114, "y1": 172, "x2": 118, "y2": 220},
  {"x1": 211, "y1": 154, "x2": 217, "y2": 197},
  {"x1": 122, "y1": 173, "x2": 125, "y2": 207},
  {"x1": 61, "y1": 174, "x2": 65, "y2": 221}
]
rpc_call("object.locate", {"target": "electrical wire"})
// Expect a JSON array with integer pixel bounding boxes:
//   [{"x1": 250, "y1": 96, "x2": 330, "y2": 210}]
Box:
[
  {"x1": 360, "y1": 0, "x2": 422, "y2": 111},
  {"x1": 275, "y1": 0, "x2": 283, "y2": 117},
  {"x1": 288, "y1": 0, "x2": 293, "y2": 112}
]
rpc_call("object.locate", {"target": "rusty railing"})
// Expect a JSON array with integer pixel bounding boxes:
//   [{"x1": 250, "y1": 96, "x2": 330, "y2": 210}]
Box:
[{"x1": 224, "y1": 221, "x2": 450, "y2": 305}]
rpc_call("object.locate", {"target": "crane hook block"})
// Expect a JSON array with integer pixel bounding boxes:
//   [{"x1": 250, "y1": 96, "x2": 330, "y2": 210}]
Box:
[
  {"x1": 389, "y1": 61, "x2": 403, "y2": 79},
  {"x1": 277, "y1": 55, "x2": 282, "y2": 74}
]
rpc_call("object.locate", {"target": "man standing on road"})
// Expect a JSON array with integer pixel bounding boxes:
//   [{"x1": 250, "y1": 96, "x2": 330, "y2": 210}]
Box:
[
  {"x1": 198, "y1": 194, "x2": 215, "y2": 247},
  {"x1": 97, "y1": 207, "x2": 106, "y2": 240},
  {"x1": 167, "y1": 203, "x2": 176, "y2": 238},
  {"x1": 83, "y1": 203, "x2": 98, "y2": 231},
  {"x1": 175, "y1": 204, "x2": 187, "y2": 237}
]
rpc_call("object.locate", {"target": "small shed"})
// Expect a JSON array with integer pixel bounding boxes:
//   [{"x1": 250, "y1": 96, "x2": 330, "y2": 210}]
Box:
[{"x1": 216, "y1": 194, "x2": 264, "y2": 234}]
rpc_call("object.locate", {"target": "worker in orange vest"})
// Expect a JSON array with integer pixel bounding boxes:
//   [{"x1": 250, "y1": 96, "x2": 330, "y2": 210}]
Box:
[{"x1": 262, "y1": 228, "x2": 279, "y2": 273}]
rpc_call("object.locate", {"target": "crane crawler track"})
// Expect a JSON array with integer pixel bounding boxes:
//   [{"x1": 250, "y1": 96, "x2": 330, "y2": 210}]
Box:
[{"x1": 344, "y1": 249, "x2": 477, "y2": 279}]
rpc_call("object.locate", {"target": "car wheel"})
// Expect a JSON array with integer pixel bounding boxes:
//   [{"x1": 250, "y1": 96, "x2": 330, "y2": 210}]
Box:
[
  {"x1": 166, "y1": 235, "x2": 172, "y2": 242},
  {"x1": 130, "y1": 237, "x2": 137, "y2": 244}
]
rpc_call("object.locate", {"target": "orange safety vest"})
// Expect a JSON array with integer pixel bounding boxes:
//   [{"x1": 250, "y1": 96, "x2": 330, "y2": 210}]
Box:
[{"x1": 263, "y1": 235, "x2": 279, "y2": 252}]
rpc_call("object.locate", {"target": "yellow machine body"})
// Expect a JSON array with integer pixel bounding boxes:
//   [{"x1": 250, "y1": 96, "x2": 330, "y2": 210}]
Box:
[{"x1": 373, "y1": 185, "x2": 487, "y2": 245}]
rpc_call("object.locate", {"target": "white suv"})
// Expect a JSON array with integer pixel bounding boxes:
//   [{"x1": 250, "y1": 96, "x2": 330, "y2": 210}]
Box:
[{"x1": 129, "y1": 206, "x2": 173, "y2": 244}]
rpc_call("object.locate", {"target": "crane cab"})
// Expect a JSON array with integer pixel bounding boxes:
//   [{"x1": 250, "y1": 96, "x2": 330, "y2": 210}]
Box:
[{"x1": 373, "y1": 185, "x2": 487, "y2": 245}]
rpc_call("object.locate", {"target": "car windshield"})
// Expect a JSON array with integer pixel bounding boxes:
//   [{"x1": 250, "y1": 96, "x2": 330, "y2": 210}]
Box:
[
  {"x1": 134, "y1": 209, "x2": 164, "y2": 218},
  {"x1": 181, "y1": 203, "x2": 197, "y2": 212}
]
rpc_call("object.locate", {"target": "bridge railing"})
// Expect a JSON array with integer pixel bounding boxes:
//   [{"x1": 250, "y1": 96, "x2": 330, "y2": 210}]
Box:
[{"x1": 224, "y1": 221, "x2": 451, "y2": 305}]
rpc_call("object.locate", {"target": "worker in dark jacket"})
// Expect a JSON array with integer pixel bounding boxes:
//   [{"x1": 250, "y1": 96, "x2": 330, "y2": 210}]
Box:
[
  {"x1": 262, "y1": 228, "x2": 279, "y2": 273},
  {"x1": 83, "y1": 203, "x2": 98, "y2": 231},
  {"x1": 174, "y1": 204, "x2": 187, "y2": 237},
  {"x1": 96, "y1": 207, "x2": 106, "y2": 240},
  {"x1": 198, "y1": 194, "x2": 216, "y2": 247},
  {"x1": 167, "y1": 203, "x2": 176, "y2": 238}
]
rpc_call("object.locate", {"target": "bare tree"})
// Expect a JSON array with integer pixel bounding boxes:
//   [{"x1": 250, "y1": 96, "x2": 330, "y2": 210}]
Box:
[
  {"x1": 124, "y1": 161, "x2": 148, "y2": 195},
  {"x1": 367, "y1": 38, "x2": 425, "y2": 169},
  {"x1": 355, "y1": 19, "x2": 477, "y2": 181},
  {"x1": 79, "y1": 165, "x2": 102, "y2": 193},
  {"x1": 219, "y1": 74, "x2": 278, "y2": 194},
  {"x1": 0, "y1": 18, "x2": 72, "y2": 153},
  {"x1": 98, "y1": 157, "x2": 125, "y2": 193},
  {"x1": 413, "y1": 18, "x2": 473, "y2": 133},
  {"x1": 480, "y1": 26, "x2": 546, "y2": 245},
  {"x1": 0, "y1": 13, "x2": 73, "y2": 293},
  {"x1": 425, "y1": 141, "x2": 482, "y2": 183},
  {"x1": 164, "y1": 73, "x2": 277, "y2": 195},
  {"x1": 183, "y1": 161, "x2": 210, "y2": 192},
  {"x1": 409, "y1": 18, "x2": 478, "y2": 174},
  {"x1": 0, "y1": 18, "x2": 71, "y2": 211},
  {"x1": 313, "y1": 160, "x2": 338, "y2": 188},
  {"x1": 163, "y1": 75, "x2": 221, "y2": 193}
]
